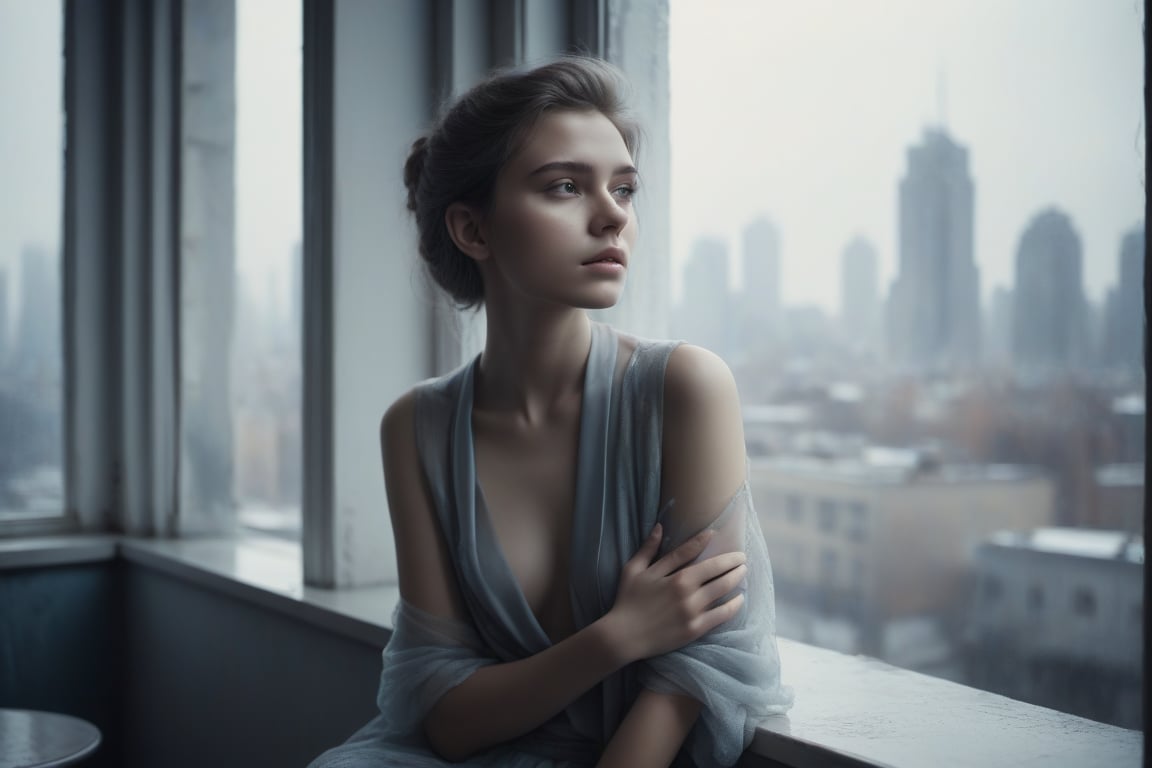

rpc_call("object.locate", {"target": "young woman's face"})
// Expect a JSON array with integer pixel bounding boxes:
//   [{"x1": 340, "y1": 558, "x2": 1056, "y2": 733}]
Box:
[{"x1": 480, "y1": 109, "x2": 639, "y2": 310}]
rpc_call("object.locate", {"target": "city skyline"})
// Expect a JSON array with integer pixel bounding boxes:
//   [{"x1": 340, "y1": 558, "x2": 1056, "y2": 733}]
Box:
[
  {"x1": 1, "y1": 2, "x2": 1145, "y2": 326},
  {"x1": 669, "y1": 0, "x2": 1144, "y2": 313}
]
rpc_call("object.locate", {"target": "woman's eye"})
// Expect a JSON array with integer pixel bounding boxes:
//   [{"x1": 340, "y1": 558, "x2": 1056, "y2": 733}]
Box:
[
  {"x1": 613, "y1": 184, "x2": 637, "y2": 201},
  {"x1": 550, "y1": 181, "x2": 578, "y2": 195}
]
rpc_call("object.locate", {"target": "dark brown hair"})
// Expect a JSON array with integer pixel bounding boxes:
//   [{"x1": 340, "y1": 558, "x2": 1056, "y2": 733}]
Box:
[{"x1": 403, "y1": 56, "x2": 639, "y2": 308}]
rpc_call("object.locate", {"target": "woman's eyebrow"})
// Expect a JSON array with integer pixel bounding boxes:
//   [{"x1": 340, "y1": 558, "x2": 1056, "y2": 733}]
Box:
[{"x1": 529, "y1": 160, "x2": 638, "y2": 177}]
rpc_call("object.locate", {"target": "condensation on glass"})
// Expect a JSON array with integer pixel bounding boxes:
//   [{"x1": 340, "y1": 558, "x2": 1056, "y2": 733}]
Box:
[
  {"x1": 179, "y1": 0, "x2": 302, "y2": 538},
  {"x1": 0, "y1": 2, "x2": 65, "y2": 519}
]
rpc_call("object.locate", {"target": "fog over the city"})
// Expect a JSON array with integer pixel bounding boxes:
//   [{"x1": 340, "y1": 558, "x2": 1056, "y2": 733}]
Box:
[
  {"x1": 0, "y1": 1, "x2": 1144, "y2": 321},
  {"x1": 670, "y1": 0, "x2": 1145, "y2": 311},
  {"x1": 0, "y1": 1, "x2": 62, "y2": 302}
]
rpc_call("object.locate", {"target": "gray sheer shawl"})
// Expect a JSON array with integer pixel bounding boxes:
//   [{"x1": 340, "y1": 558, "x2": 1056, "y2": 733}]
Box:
[{"x1": 311, "y1": 323, "x2": 791, "y2": 768}]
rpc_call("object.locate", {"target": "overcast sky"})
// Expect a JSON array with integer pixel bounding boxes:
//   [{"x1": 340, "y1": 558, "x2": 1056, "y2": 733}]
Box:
[
  {"x1": 0, "y1": 0, "x2": 61, "y2": 307},
  {"x1": 1, "y1": 1, "x2": 1144, "y2": 324},
  {"x1": 669, "y1": 0, "x2": 1145, "y2": 312}
]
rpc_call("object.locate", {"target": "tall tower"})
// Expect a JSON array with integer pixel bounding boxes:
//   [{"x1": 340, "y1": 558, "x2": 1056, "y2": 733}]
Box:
[
  {"x1": 16, "y1": 244, "x2": 61, "y2": 381},
  {"x1": 887, "y1": 128, "x2": 981, "y2": 369},
  {"x1": 1011, "y1": 208, "x2": 1086, "y2": 373},
  {"x1": 840, "y1": 236, "x2": 880, "y2": 354},
  {"x1": 1102, "y1": 225, "x2": 1145, "y2": 375},
  {"x1": 679, "y1": 236, "x2": 732, "y2": 359},
  {"x1": 737, "y1": 217, "x2": 783, "y2": 366},
  {"x1": 984, "y1": 285, "x2": 1014, "y2": 367},
  {"x1": 741, "y1": 216, "x2": 781, "y2": 339}
]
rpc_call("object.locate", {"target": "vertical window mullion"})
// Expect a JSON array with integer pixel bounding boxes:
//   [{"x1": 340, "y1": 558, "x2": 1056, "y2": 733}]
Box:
[{"x1": 301, "y1": 0, "x2": 336, "y2": 585}]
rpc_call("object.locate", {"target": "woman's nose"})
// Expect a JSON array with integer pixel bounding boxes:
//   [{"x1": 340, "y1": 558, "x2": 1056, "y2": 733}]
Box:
[{"x1": 591, "y1": 191, "x2": 629, "y2": 233}]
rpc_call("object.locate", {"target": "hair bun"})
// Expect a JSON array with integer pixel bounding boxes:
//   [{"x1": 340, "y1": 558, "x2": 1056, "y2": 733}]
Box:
[{"x1": 403, "y1": 136, "x2": 430, "y2": 213}]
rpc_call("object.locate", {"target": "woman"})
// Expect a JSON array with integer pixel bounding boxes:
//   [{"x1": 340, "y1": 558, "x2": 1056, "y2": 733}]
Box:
[{"x1": 311, "y1": 56, "x2": 791, "y2": 768}]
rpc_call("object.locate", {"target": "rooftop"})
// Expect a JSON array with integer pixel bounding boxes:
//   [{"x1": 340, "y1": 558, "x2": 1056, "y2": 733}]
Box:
[
  {"x1": 1095, "y1": 463, "x2": 1145, "y2": 488},
  {"x1": 988, "y1": 527, "x2": 1144, "y2": 564},
  {"x1": 751, "y1": 452, "x2": 1044, "y2": 487}
]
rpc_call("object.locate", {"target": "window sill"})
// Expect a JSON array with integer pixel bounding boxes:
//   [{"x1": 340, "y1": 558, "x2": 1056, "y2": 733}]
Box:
[{"x1": 0, "y1": 535, "x2": 1140, "y2": 768}]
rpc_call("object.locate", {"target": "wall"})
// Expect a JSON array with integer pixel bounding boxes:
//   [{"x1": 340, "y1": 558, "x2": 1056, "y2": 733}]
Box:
[
  {"x1": 0, "y1": 558, "x2": 385, "y2": 767},
  {"x1": 0, "y1": 562, "x2": 124, "y2": 767},
  {"x1": 120, "y1": 563, "x2": 383, "y2": 766}
]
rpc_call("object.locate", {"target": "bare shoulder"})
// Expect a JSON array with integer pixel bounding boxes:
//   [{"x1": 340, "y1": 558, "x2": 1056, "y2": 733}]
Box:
[
  {"x1": 379, "y1": 386, "x2": 463, "y2": 617},
  {"x1": 380, "y1": 387, "x2": 418, "y2": 455},
  {"x1": 660, "y1": 344, "x2": 746, "y2": 525},
  {"x1": 664, "y1": 343, "x2": 741, "y2": 422}
]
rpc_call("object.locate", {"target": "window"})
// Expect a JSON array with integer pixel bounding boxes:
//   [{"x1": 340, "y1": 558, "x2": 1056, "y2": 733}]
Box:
[
  {"x1": 786, "y1": 495, "x2": 804, "y2": 523},
  {"x1": 0, "y1": 1, "x2": 64, "y2": 523},
  {"x1": 1072, "y1": 588, "x2": 1097, "y2": 618},
  {"x1": 1027, "y1": 584, "x2": 1045, "y2": 614},
  {"x1": 982, "y1": 576, "x2": 1003, "y2": 602},
  {"x1": 817, "y1": 499, "x2": 837, "y2": 533},
  {"x1": 180, "y1": 0, "x2": 302, "y2": 538},
  {"x1": 820, "y1": 548, "x2": 838, "y2": 583},
  {"x1": 671, "y1": 0, "x2": 1144, "y2": 729},
  {"x1": 233, "y1": 0, "x2": 302, "y2": 538},
  {"x1": 845, "y1": 501, "x2": 868, "y2": 541}
]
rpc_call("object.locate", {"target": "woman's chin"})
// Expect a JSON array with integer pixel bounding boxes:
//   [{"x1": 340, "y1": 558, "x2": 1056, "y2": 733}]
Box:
[{"x1": 576, "y1": 289, "x2": 624, "y2": 311}]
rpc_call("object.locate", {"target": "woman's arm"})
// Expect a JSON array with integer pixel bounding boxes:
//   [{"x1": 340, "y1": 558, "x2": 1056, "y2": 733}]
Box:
[
  {"x1": 382, "y1": 390, "x2": 746, "y2": 763},
  {"x1": 597, "y1": 690, "x2": 702, "y2": 768},
  {"x1": 599, "y1": 344, "x2": 752, "y2": 766}
]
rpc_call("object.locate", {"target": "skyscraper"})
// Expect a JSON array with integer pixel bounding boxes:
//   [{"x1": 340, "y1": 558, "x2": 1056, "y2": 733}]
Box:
[
  {"x1": 15, "y1": 244, "x2": 60, "y2": 380},
  {"x1": 839, "y1": 236, "x2": 880, "y2": 354},
  {"x1": 984, "y1": 286, "x2": 1014, "y2": 368},
  {"x1": 741, "y1": 216, "x2": 781, "y2": 338},
  {"x1": 1011, "y1": 208, "x2": 1086, "y2": 373},
  {"x1": 737, "y1": 213, "x2": 783, "y2": 363},
  {"x1": 679, "y1": 236, "x2": 732, "y2": 360},
  {"x1": 887, "y1": 128, "x2": 981, "y2": 369},
  {"x1": 1102, "y1": 225, "x2": 1144, "y2": 375}
]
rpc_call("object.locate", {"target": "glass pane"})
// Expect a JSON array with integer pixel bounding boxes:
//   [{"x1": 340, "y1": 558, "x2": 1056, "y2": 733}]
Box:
[
  {"x1": 180, "y1": 0, "x2": 301, "y2": 537},
  {"x1": 233, "y1": 0, "x2": 302, "y2": 538},
  {"x1": 670, "y1": 0, "x2": 1144, "y2": 728},
  {"x1": 0, "y1": 1, "x2": 64, "y2": 519}
]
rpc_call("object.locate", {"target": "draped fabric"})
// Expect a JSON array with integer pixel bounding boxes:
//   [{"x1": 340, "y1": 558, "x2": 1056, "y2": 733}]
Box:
[
  {"x1": 643, "y1": 483, "x2": 792, "y2": 767},
  {"x1": 308, "y1": 323, "x2": 792, "y2": 768}
]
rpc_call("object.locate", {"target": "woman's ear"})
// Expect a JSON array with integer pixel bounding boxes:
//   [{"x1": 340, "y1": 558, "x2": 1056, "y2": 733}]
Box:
[{"x1": 445, "y1": 203, "x2": 490, "y2": 262}]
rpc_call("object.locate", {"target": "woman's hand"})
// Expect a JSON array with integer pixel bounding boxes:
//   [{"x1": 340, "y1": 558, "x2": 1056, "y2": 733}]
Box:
[{"x1": 601, "y1": 523, "x2": 747, "y2": 664}]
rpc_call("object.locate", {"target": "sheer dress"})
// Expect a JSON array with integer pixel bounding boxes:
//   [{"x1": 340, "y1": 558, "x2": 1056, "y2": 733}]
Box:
[{"x1": 309, "y1": 323, "x2": 792, "y2": 768}]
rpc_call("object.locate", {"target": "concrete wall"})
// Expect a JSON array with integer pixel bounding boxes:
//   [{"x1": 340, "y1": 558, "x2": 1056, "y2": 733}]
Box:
[
  {"x1": 0, "y1": 560, "x2": 385, "y2": 767},
  {"x1": 751, "y1": 461, "x2": 1054, "y2": 619},
  {"x1": 0, "y1": 563, "x2": 124, "y2": 767}
]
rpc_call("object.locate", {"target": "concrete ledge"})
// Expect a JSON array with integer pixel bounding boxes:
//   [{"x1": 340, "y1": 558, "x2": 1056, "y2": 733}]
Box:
[
  {"x1": 0, "y1": 535, "x2": 119, "y2": 569},
  {"x1": 762, "y1": 640, "x2": 1140, "y2": 768},
  {"x1": 1, "y1": 535, "x2": 1142, "y2": 768}
]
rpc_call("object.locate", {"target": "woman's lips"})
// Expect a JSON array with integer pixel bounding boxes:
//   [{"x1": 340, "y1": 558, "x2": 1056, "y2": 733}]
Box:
[{"x1": 582, "y1": 247, "x2": 628, "y2": 271}]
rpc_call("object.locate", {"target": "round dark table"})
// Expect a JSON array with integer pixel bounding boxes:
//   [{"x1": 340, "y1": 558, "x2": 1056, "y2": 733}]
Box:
[{"x1": 0, "y1": 709, "x2": 101, "y2": 768}]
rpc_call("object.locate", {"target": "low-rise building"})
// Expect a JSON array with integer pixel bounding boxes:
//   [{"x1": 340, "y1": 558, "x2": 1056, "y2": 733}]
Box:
[
  {"x1": 752, "y1": 451, "x2": 1054, "y2": 663},
  {"x1": 965, "y1": 528, "x2": 1143, "y2": 728},
  {"x1": 1092, "y1": 463, "x2": 1144, "y2": 534}
]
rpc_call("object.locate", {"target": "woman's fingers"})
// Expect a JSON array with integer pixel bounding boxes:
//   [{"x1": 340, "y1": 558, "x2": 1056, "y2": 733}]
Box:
[
  {"x1": 696, "y1": 562, "x2": 748, "y2": 607},
  {"x1": 650, "y1": 528, "x2": 713, "y2": 577},
  {"x1": 626, "y1": 523, "x2": 663, "y2": 570},
  {"x1": 682, "y1": 550, "x2": 746, "y2": 585},
  {"x1": 698, "y1": 592, "x2": 746, "y2": 634}
]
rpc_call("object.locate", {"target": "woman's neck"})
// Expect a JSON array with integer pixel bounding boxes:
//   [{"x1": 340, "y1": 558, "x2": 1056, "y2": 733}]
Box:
[{"x1": 476, "y1": 303, "x2": 592, "y2": 425}]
